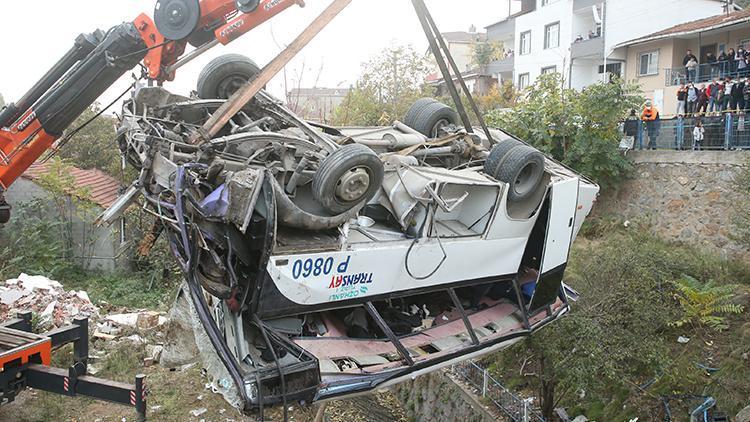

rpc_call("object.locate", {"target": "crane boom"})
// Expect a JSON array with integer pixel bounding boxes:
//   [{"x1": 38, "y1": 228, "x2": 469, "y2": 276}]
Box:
[{"x1": 0, "y1": 0, "x2": 304, "y2": 223}]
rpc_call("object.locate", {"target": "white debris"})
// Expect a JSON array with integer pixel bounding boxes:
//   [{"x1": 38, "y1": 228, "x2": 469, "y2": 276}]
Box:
[
  {"x1": 106, "y1": 313, "x2": 140, "y2": 327},
  {"x1": 107, "y1": 312, "x2": 167, "y2": 330},
  {"x1": 7, "y1": 273, "x2": 63, "y2": 291},
  {"x1": 75, "y1": 291, "x2": 91, "y2": 303},
  {"x1": 190, "y1": 408, "x2": 208, "y2": 417},
  {"x1": 146, "y1": 345, "x2": 164, "y2": 363},
  {"x1": 123, "y1": 334, "x2": 145, "y2": 344},
  {"x1": 1, "y1": 274, "x2": 98, "y2": 327},
  {"x1": 678, "y1": 336, "x2": 691, "y2": 344},
  {"x1": 41, "y1": 301, "x2": 57, "y2": 320},
  {"x1": 0, "y1": 287, "x2": 30, "y2": 306}
]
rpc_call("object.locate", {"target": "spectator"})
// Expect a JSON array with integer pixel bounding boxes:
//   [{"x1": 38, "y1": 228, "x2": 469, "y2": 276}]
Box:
[
  {"x1": 708, "y1": 79, "x2": 720, "y2": 112},
  {"x1": 697, "y1": 84, "x2": 708, "y2": 114},
  {"x1": 728, "y1": 48, "x2": 737, "y2": 75},
  {"x1": 743, "y1": 79, "x2": 750, "y2": 111},
  {"x1": 641, "y1": 101, "x2": 660, "y2": 150},
  {"x1": 718, "y1": 50, "x2": 729, "y2": 77},
  {"x1": 686, "y1": 56, "x2": 699, "y2": 83},
  {"x1": 621, "y1": 109, "x2": 639, "y2": 153},
  {"x1": 738, "y1": 48, "x2": 748, "y2": 77},
  {"x1": 676, "y1": 84, "x2": 687, "y2": 115},
  {"x1": 693, "y1": 120, "x2": 705, "y2": 150},
  {"x1": 687, "y1": 82, "x2": 698, "y2": 114},
  {"x1": 683, "y1": 49, "x2": 698, "y2": 67},
  {"x1": 723, "y1": 76, "x2": 734, "y2": 111},
  {"x1": 706, "y1": 51, "x2": 718, "y2": 79},
  {"x1": 732, "y1": 77, "x2": 745, "y2": 111}
]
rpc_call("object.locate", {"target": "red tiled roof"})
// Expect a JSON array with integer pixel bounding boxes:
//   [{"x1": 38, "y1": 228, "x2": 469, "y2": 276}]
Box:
[
  {"x1": 23, "y1": 163, "x2": 122, "y2": 209},
  {"x1": 618, "y1": 9, "x2": 750, "y2": 48}
]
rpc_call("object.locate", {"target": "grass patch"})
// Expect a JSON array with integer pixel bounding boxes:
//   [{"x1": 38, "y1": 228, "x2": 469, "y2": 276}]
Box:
[{"x1": 54, "y1": 267, "x2": 178, "y2": 310}]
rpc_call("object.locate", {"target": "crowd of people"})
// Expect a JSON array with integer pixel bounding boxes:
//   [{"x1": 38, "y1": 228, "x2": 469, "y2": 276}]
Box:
[
  {"x1": 681, "y1": 47, "x2": 750, "y2": 83},
  {"x1": 621, "y1": 101, "x2": 714, "y2": 152},
  {"x1": 676, "y1": 76, "x2": 750, "y2": 116}
]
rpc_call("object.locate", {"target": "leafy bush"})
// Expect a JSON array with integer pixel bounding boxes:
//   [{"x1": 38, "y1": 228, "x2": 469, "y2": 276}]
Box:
[
  {"x1": 0, "y1": 200, "x2": 75, "y2": 279},
  {"x1": 485, "y1": 74, "x2": 643, "y2": 191},
  {"x1": 490, "y1": 229, "x2": 750, "y2": 419},
  {"x1": 670, "y1": 275, "x2": 744, "y2": 331}
]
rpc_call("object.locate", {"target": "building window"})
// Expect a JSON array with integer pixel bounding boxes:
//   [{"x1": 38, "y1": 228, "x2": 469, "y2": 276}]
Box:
[
  {"x1": 638, "y1": 50, "x2": 659, "y2": 76},
  {"x1": 598, "y1": 62, "x2": 623, "y2": 78},
  {"x1": 544, "y1": 22, "x2": 560, "y2": 49},
  {"x1": 518, "y1": 73, "x2": 530, "y2": 89},
  {"x1": 541, "y1": 66, "x2": 557, "y2": 75},
  {"x1": 520, "y1": 31, "x2": 531, "y2": 55}
]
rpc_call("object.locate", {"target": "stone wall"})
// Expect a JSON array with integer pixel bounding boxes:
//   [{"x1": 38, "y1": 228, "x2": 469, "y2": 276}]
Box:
[
  {"x1": 597, "y1": 151, "x2": 750, "y2": 260},
  {"x1": 394, "y1": 369, "x2": 497, "y2": 422}
]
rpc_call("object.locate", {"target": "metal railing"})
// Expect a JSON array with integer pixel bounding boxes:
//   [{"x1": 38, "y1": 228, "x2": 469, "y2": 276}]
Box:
[
  {"x1": 452, "y1": 360, "x2": 545, "y2": 422},
  {"x1": 666, "y1": 62, "x2": 750, "y2": 86},
  {"x1": 628, "y1": 113, "x2": 750, "y2": 151}
]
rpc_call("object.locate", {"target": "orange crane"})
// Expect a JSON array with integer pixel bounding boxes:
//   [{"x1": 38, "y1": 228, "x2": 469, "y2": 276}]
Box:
[{"x1": 0, "y1": 0, "x2": 304, "y2": 224}]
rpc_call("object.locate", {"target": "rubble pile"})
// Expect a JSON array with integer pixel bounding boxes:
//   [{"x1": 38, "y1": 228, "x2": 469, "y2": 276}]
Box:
[{"x1": 0, "y1": 273, "x2": 98, "y2": 327}]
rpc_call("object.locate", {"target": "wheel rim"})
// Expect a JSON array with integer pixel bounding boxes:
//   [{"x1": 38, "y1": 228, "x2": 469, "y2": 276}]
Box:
[
  {"x1": 217, "y1": 75, "x2": 250, "y2": 99},
  {"x1": 335, "y1": 167, "x2": 371, "y2": 203},
  {"x1": 430, "y1": 118, "x2": 451, "y2": 138},
  {"x1": 514, "y1": 162, "x2": 540, "y2": 197}
]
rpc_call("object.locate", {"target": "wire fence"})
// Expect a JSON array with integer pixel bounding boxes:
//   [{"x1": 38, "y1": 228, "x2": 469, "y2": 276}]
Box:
[
  {"x1": 451, "y1": 360, "x2": 545, "y2": 422},
  {"x1": 626, "y1": 113, "x2": 750, "y2": 151}
]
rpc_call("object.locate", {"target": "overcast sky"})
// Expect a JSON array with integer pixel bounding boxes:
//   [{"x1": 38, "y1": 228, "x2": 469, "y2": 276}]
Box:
[{"x1": 0, "y1": 1, "x2": 516, "y2": 112}]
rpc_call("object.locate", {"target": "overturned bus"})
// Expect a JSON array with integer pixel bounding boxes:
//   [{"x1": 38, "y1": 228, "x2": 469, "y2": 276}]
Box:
[{"x1": 100, "y1": 54, "x2": 599, "y2": 411}]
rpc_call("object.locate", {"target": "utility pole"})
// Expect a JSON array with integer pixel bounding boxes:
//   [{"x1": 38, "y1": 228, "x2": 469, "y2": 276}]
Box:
[{"x1": 602, "y1": 0, "x2": 608, "y2": 83}]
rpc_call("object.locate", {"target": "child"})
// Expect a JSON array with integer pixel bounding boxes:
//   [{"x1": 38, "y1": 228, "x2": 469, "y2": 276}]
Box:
[{"x1": 693, "y1": 121, "x2": 705, "y2": 151}]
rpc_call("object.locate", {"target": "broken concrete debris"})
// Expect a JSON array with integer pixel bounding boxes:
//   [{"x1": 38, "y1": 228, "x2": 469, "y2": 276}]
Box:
[
  {"x1": 106, "y1": 311, "x2": 167, "y2": 329},
  {"x1": 0, "y1": 273, "x2": 98, "y2": 327}
]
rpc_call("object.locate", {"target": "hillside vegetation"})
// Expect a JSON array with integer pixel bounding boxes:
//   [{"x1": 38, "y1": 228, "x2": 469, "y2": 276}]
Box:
[{"x1": 487, "y1": 220, "x2": 750, "y2": 420}]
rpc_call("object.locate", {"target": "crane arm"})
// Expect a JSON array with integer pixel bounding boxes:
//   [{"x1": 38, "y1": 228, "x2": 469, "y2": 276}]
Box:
[{"x1": 0, "y1": 0, "x2": 303, "y2": 223}]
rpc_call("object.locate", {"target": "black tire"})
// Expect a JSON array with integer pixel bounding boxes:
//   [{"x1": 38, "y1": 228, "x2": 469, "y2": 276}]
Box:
[
  {"x1": 312, "y1": 144, "x2": 384, "y2": 215},
  {"x1": 484, "y1": 139, "x2": 522, "y2": 177},
  {"x1": 197, "y1": 54, "x2": 261, "y2": 99},
  {"x1": 492, "y1": 145, "x2": 545, "y2": 202},
  {"x1": 403, "y1": 98, "x2": 438, "y2": 126},
  {"x1": 404, "y1": 100, "x2": 458, "y2": 138}
]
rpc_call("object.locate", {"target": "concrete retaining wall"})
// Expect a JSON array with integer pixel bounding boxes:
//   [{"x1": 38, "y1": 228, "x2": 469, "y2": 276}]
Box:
[
  {"x1": 394, "y1": 370, "x2": 497, "y2": 422},
  {"x1": 597, "y1": 150, "x2": 750, "y2": 260}
]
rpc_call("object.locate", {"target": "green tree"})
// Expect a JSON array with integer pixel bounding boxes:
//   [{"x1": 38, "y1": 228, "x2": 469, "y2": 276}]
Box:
[
  {"x1": 332, "y1": 45, "x2": 432, "y2": 126},
  {"x1": 56, "y1": 105, "x2": 121, "y2": 177},
  {"x1": 485, "y1": 73, "x2": 642, "y2": 191},
  {"x1": 0, "y1": 92, "x2": 5, "y2": 108},
  {"x1": 471, "y1": 41, "x2": 503, "y2": 69}
]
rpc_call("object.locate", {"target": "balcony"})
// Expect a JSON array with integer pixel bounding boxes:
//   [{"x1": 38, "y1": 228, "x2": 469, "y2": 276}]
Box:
[
  {"x1": 665, "y1": 62, "x2": 737, "y2": 86},
  {"x1": 571, "y1": 36, "x2": 604, "y2": 60},
  {"x1": 573, "y1": 0, "x2": 603, "y2": 12},
  {"x1": 486, "y1": 56, "x2": 515, "y2": 75}
]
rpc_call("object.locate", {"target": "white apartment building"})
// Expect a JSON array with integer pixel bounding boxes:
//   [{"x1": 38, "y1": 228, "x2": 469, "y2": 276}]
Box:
[{"x1": 486, "y1": 0, "x2": 737, "y2": 91}]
